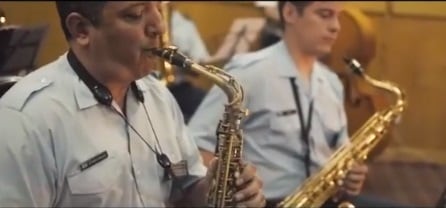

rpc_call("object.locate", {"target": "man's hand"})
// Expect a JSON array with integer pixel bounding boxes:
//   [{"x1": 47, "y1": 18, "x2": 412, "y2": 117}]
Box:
[
  {"x1": 332, "y1": 163, "x2": 368, "y2": 203},
  {"x1": 342, "y1": 163, "x2": 368, "y2": 196},
  {"x1": 205, "y1": 158, "x2": 266, "y2": 208}
]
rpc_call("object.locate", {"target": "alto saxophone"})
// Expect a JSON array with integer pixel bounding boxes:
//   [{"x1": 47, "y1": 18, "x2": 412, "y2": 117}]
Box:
[
  {"x1": 278, "y1": 58, "x2": 407, "y2": 208},
  {"x1": 150, "y1": 46, "x2": 248, "y2": 208}
]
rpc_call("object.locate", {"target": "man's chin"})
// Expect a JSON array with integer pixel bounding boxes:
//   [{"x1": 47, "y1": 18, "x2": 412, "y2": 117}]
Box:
[
  {"x1": 315, "y1": 47, "x2": 332, "y2": 58},
  {"x1": 134, "y1": 68, "x2": 156, "y2": 80}
]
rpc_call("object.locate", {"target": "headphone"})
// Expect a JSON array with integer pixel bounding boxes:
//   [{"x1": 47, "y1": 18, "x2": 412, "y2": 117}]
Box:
[
  {"x1": 67, "y1": 49, "x2": 175, "y2": 179},
  {"x1": 67, "y1": 50, "x2": 144, "y2": 105}
]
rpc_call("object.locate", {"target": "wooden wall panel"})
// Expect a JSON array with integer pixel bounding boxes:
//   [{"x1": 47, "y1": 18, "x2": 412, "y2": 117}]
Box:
[
  {"x1": 343, "y1": 1, "x2": 388, "y2": 14},
  {"x1": 391, "y1": 1, "x2": 446, "y2": 18}
]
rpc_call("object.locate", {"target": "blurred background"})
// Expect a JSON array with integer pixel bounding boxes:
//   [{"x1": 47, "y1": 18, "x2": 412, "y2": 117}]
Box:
[{"x1": 1, "y1": 1, "x2": 445, "y2": 207}]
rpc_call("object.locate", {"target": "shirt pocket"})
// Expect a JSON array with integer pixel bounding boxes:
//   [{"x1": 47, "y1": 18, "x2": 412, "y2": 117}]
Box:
[
  {"x1": 269, "y1": 110, "x2": 300, "y2": 135},
  {"x1": 67, "y1": 153, "x2": 123, "y2": 195},
  {"x1": 315, "y1": 102, "x2": 346, "y2": 146}
]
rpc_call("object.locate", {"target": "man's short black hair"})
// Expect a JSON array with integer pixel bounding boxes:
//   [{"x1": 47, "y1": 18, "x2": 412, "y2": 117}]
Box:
[
  {"x1": 278, "y1": 1, "x2": 314, "y2": 29},
  {"x1": 55, "y1": 1, "x2": 107, "y2": 40}
]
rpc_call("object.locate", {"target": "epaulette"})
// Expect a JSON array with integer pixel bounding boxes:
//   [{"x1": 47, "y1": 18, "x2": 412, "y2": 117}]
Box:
[
  {"x1": 224, "y1": 47, "x2": 272, "y2": 72},
  {"x1": 1, "y1": 76, "x2": 54, "y2": 111}
]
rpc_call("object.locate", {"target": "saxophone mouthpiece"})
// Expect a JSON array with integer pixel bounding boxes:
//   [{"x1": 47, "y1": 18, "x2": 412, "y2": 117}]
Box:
[
  {"x1": 343, "y1": 57, "x2": 364, "y2": 76},
  {"x1": 149, "y1": 46, "x2": 190, "y2": 69}
]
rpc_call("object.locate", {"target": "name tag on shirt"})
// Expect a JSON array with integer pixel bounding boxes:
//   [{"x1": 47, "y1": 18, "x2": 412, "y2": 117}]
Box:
[
  {"x1": 276, "y1": 109, "x2": 297, "y2": 117},
  {"x1": 79, "y1": 151, "x2": 108, "y2": 171}
]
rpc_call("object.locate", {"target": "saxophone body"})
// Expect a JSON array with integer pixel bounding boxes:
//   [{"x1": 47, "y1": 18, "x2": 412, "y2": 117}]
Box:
[
  {"x1": 278, "y1": 58, "x2": 407, "y2": 208},
  {"x1": 151, "y1": 46, "x2": 248, "y2": 208}
]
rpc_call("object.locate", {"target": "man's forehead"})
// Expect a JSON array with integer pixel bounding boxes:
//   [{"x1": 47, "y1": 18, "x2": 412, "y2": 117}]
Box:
[
  {"x1": 105, "y1": 1, "x2": 154, "y2": 10},
  {"x1": 309, "y1": 1, "x2": 344, "y2": 11}
]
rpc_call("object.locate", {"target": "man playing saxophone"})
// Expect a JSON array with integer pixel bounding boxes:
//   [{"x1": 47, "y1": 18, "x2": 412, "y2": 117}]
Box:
[
  {"x1": 189, "y1": 1, "x2": 401, "y2": 207},
  {"x1": 0, "y1": 2, "x2": 265, "y2": 207}
]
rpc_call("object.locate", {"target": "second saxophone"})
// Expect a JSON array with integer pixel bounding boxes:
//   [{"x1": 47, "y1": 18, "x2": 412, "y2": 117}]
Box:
[
  {"x1": 150, "y1": 46, "x2": 248, "y2": 208},
  {"x1": 278, "y1": 58, "x2": 407, "y2": 208}
]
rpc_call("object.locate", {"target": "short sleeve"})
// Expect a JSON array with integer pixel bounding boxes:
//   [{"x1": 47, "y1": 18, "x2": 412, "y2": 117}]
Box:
[{"x1": 0, "y1": 107, "x2": 56, "y2": 207}]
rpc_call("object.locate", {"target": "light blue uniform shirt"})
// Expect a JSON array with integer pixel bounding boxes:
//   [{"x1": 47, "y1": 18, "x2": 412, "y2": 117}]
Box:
[
  {"x1": 188, "y1": 40, "x2": 349, "y2": 199},
  {"x1": 0, "y1": 53, "x2": 207, "y2": 207}
]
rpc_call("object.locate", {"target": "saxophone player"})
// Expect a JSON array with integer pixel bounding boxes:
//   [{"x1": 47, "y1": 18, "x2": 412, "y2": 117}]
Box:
[
  {"x1": 0, "y1": 2, "x2": 265, "y2": 207},
  {"x1": 189, "y1": 1, "x2": 403, "y2": 207}
]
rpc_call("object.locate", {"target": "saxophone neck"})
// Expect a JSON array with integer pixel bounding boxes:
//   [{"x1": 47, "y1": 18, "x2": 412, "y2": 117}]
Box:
[
  {"x1": 152, "y1": 46, "x2": 247, "y2": 115},
  {"x1": 344, "y1": 58, "x2": 407, "y2": 111}
]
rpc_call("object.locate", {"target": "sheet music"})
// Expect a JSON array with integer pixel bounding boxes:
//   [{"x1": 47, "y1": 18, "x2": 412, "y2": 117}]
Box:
[{"x1": 0, "y1": 24, "x2": 48, "y2": 75}]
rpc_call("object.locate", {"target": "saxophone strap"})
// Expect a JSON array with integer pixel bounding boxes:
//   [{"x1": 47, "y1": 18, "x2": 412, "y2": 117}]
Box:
[{"x1": 289, "y1": 77, "x2": 314, "y2": 178}]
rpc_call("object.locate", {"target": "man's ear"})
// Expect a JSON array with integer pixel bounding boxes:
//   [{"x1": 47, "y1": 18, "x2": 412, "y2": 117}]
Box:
[
  {"x1": 283, "y1": 2, "x2": 299, "y2": 25},
  {"x1": 65, "y1": 13, "x2": 92, "y2": 46}
]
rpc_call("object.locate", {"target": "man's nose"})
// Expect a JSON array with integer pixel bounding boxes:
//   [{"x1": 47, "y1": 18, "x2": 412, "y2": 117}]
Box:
[
  {"x1": 329, "y1": 17, "x2": 341, "y2": 34},
  {"x1": 146, "y1": 10, "x2": 166, "y2": 38}
]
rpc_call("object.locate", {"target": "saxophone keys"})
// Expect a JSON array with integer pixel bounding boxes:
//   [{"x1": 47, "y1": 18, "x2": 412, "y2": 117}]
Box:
[
  {"x1": 362, "y1": 155, "x2": 368, "y2": 161},
  {"x1": 338, "y1": 201, "x2": 356, "y2": 208},
  {"x1": 336, "y1": 179, "x2": 344, "y2": 186},
  {"x1": 337, "y1": 170, "x2": 345, "y2": 178},
  {"x1": 346, "y1": 160, "x2": 354, "y2": 169}
]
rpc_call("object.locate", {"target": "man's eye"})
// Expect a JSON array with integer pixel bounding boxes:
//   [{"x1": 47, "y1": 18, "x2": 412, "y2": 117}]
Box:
[
  {"x1": 318, "y1": 10, "x2": 334, "y2": 19},
  {"x1": 124, "y1": 13, "x2": 142, "y2": 21}
]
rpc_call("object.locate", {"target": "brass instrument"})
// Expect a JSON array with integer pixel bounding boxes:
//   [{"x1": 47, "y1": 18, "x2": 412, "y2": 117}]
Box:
[
  {"x1": 150, "y1": 46, "x2": 248, "y2": 208},
  {"x1": 157, "y1": 1, "x2": 175, "y2": 86},
  {"x1": 278, "y1": 58, "x2": 407, "y2": 208}
]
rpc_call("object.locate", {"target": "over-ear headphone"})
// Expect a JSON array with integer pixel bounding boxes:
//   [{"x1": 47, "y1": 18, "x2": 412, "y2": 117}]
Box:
[{"x1": 67, "y1": 50, "x2": 144, "y2": 106}]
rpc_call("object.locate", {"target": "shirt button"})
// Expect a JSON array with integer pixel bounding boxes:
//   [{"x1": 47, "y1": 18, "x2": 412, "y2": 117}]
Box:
[{"x1": 40, "y1": 78, "x2": 47, "y2": 83}]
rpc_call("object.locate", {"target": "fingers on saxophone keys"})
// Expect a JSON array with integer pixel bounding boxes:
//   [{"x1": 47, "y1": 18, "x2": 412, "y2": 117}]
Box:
[
  {"x1": 236, "y1": 189, "x2": 265, "y2": 208},
  {"x1": 206, "y1": 157, "x2": 219, "y2": 179},
  {"x1": 345, "y1": 172, "x2": 366, "y2": 183},
  {"x1": 235, "y1": 163, "x2": 256, "y2": 186},
  {"x1": 234, "y1": 180, "x2": 256, "y2": 201}
]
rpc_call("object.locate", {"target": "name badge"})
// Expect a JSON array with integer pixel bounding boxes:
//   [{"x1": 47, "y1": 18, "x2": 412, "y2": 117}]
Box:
[
  {"x1": 276, "y1": 109, "x2": 297, "y2": 117},
  {"x1": 79, "y1": 151, "x2": 108, "y2": 171}
]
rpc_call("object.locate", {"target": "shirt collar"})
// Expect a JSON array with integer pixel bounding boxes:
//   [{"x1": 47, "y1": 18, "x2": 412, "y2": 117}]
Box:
[
  {"x1": 272, "y1": 40, "x2": 325, "y2": 84},
  {"x1": 65, "y1": 51, "x2": 149, "y2": 110}
]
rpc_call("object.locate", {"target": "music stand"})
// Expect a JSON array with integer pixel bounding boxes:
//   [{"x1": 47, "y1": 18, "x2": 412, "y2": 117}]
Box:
[
  {"x1": 0, "y1": 75, "x2": 21, "y2": 98},
  {"x1": 0, "y1": 24, "x2": 48, "y2": 76}
]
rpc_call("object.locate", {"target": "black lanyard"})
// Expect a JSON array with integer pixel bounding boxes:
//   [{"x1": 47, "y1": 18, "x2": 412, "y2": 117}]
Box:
[{"x1": 289, "y1": 77, "x2": 314, "y2": 178}]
